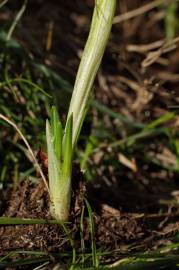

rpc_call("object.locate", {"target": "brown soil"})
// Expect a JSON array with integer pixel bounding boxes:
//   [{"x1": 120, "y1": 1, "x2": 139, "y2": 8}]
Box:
[
  {"x1": 0, "y1": 167, "x2": 145, "y2": 258},
  {"x1": 1, "y1": 166, "x2": 179, "y2": 267}
]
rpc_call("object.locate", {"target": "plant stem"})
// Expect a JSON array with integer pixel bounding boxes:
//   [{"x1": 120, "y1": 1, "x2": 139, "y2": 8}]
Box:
[{"x1": 66, "y1": 0, "x2": 116, "y2": 148}]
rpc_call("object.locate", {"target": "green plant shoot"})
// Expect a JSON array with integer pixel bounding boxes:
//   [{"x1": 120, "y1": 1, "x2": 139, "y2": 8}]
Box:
[
  {"x1": 46, "y1": 0, "x2": 116, "y2": 221},
  {"x1": 46, "y1": 107, "x2": 73, "y2": 221}
]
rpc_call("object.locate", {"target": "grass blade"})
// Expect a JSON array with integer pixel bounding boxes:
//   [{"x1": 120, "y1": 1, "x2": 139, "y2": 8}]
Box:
[
  {"x1": 144, "y1": 112, "x2": 176, "y2": 131},
  {"x1": 0, "y1": 0, "x2": 8, "y2": 9},
  {"x1": 85, "y1": 199, "x2": 98, "y2": 268},
  {"x1": 0, "y1": 217, "x2": 60, "y2": 225},
  {"x1": 6, "y1": 0, "x2": 27, "y2": 41},
  {"x1": 80, "y1": 205, "x2": 85, "y2": 266}
]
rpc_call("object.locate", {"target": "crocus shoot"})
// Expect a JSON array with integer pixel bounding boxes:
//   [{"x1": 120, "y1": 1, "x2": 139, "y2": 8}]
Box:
[
  {"x1": 46, "y1": 0, "x2": 116, "y2": 221},
  {"x1": 46, "y1": 107, "x2": 73, "y2": 221}
]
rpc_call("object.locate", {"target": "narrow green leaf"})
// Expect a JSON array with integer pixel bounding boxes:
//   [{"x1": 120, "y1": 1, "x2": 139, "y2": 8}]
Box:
[
  {"x1": 63, "y1": 114, "x2": 73, "y2": 178},
  {"x1": 0, "y1": 257, "x2": 50, "y2": 268},
  {"x1": 80, "y1": 205, "x2": 85, "y2": 265},
  {"x1": 165, "y1": 1, "x2": 178, "y2": 40},
  {"x1": 55, "y1": 121, "x2": 62, "y2": 161},
  {"x1": 51, "y1": 106, "x2": 62, "y2": 161},
  {"x1": 46, "y1": 120, "x2": 61, "y2": 195},
  {"x1": 144, "y1": 112, "x2": 176, "y2": 131},
  {"x1": 51, "y1": 106, "x2": 58, "y2": 136},
  {"x1": 60, "y1": 222, "x2": 76, "y2": 267},
  {"x1": 6, "y1": 0, "x2": 28, "y2": 42},
  {"x1": 85, "y1": 199, "x2": 98, "y2": 268},
  {"x1": 0, "y1": 217, "x2": 60, "y2": 225},
  {"x1": 0, "y1": 0, "x2": 8, "y2": 9}
]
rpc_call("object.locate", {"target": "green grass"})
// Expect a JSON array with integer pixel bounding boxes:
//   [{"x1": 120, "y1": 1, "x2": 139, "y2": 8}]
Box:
[{"x1": 165, "y1": 0, "x2": 179, "y2": 39}]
